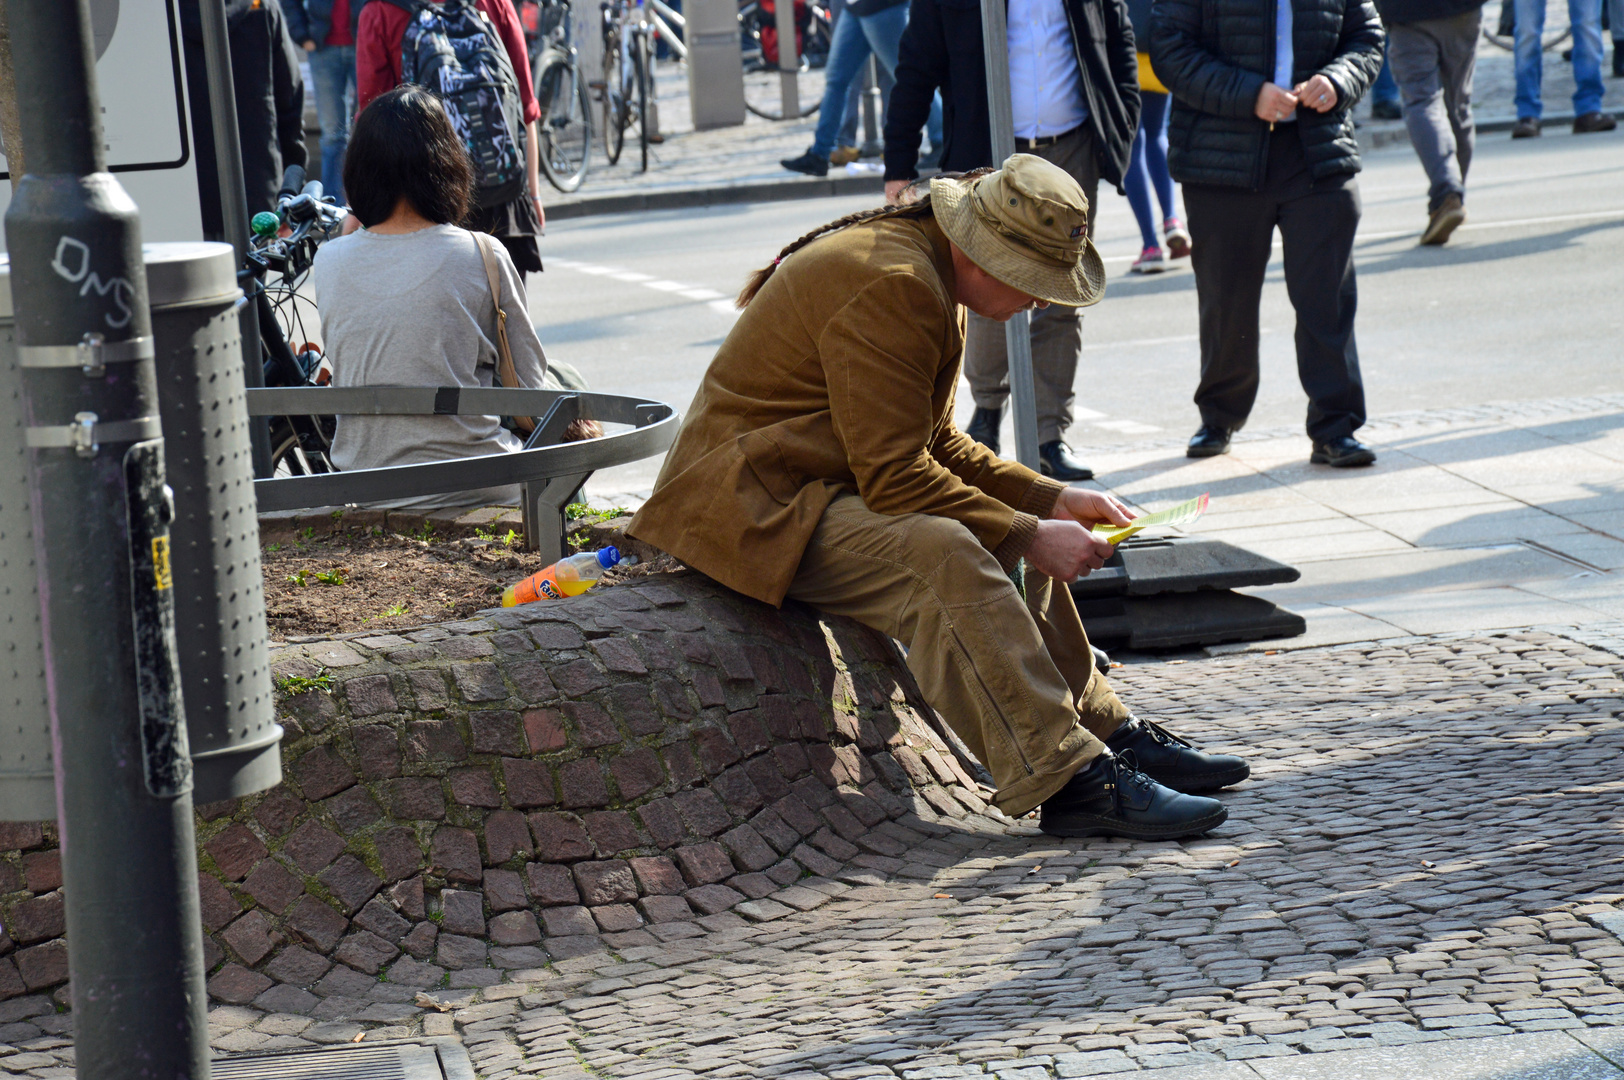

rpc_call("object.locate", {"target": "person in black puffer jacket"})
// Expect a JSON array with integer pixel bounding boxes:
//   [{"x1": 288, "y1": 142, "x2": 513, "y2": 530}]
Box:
[{"x1": 1150, "y1": 0, "x2": 1385, "y2": 467}]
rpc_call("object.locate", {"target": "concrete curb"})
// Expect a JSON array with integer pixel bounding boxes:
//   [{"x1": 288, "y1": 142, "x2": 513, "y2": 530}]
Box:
[
  {"x1": 1358, "y1": 108, "x2": 1624, "y2": 152},
  {"x1": 544, "y1": 171, "x2": 886, "y2": 221}
]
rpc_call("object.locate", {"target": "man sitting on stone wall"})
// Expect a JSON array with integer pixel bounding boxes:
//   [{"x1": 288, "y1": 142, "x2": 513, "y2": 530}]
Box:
[{"x1": 629, "y1": 156, "x2": 1249, "y2": 840}]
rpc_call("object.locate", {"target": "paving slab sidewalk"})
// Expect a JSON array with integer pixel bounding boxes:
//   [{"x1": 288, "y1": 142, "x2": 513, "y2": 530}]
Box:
[{"x1": 1070, "y1": 392, "x2": 1624, "y2": 652}]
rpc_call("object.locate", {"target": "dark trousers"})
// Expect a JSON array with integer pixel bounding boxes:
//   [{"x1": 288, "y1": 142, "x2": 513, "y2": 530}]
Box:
[{"x1": 1183, "y1": 125, "x2": 1367, "y2": 443}]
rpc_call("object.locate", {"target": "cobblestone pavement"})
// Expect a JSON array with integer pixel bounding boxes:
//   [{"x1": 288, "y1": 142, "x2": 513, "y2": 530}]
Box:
[{"x1": 9, "y1": 625, "x2": 1624, "y2": 1077}]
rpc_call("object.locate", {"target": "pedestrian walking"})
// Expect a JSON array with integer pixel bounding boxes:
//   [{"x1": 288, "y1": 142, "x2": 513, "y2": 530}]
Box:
[
  {"x1": 1509, "y1": 0, "x2": 1616, "y2": 135},
  {"x1": 779, "y1": 0, "x2": 943, "y2": 177},
  {"x1": 286, "y1": 0, "x2": 361, "y2": 203},
  {"x1": 1381, "y1": 0, "x2": 1487, "y2": 245},
  {"x1": 1124, "y1": 0, "x2": 1189, "y2": 274},
  {"x1": 882, "y1": 0, "x2": 1140, "y2": 480},
  {"x1": 179, "y1": 0, "x2": 309, "y2": 233},
  {"x1": 358, "y1": 0, "x2": 548, "y2": 287},
  {"x1": 1150, "y1": 0, "x2": 1384, "y2": 467},
  {"x1": 631, "y1": 155, "x2": 1250, "y2": 840}
]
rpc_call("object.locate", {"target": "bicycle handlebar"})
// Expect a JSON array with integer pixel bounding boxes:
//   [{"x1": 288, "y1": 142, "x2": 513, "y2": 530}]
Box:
[{"x1": 277, "y1": 164, "x2": 307, "y2": 202}]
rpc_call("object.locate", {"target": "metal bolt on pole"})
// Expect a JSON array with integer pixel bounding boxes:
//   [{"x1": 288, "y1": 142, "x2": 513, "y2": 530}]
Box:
[
  {"x1": 978, "y1": 0, "x2": 1039, "y2": 470},
  {"x1": 3, "y1": 1, "x2": 211, "y2": 1077},
  {"x1": 774, "y1": 0, "x2": 800, "y2": 118}
]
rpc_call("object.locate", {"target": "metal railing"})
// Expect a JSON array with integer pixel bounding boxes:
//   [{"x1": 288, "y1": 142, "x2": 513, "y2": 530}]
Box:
[{"x1": 247, "y1": 387, "x2": 678, "y2": 563}]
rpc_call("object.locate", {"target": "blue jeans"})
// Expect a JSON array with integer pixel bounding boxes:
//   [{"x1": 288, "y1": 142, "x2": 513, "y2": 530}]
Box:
[
  {"x1": 809, "y1": 2, "x2": 940, "y2": 159},
  {"x1": 1373, "y1": 50, "x2": 1400, "y2": 106},
  {"x1": 308, "y1": 44, "x2": 357, "y2": 201},
  {"x1": 1514, "y1": 0, "x2": 1606, "y2": 118},
  {"x1": 1124, "y1": 90, "x2": 1176, "y2": 249}
]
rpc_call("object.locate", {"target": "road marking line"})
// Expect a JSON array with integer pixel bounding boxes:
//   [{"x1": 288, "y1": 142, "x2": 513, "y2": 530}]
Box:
[
  {"x1": 610, "y1": 270, "x2": 655, "y2": 282},
  {"x1": 644, "y1": 279, "x2": 690, "y2": 291},
  {"x1": 1095, "y1": 418, "x2": 1162, "y2": 434},
  {"x1": 680, "y1": 288, "x2": 725, "y2": 300},
  {"x1": 574, "y1": 264, "x2": 619, "y2": 275}
]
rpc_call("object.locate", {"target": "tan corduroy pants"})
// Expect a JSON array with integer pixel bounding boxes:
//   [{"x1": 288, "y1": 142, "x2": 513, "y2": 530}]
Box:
[{"x1": 785, "y1": 494, "x2": 1131, "y2": 817}]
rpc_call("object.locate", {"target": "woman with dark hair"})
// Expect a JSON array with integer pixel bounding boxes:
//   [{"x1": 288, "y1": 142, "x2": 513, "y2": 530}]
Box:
[
  {"x1": 356, "y1": 0, "x2": 545, "y2": 285},
  {"x1": 312, "y1": 86, "x2": 548, "y2": 509}
]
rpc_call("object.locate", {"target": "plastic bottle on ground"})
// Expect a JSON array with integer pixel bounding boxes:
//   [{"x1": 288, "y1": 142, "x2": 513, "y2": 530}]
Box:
[{"x1": 502, "y1": 547, "x2": 620, "y2": 606}]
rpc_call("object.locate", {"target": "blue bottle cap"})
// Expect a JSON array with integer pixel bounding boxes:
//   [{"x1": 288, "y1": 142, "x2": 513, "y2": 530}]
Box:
[{"x1": 596, "y1": 546, "x2": 621, "y2": 568}]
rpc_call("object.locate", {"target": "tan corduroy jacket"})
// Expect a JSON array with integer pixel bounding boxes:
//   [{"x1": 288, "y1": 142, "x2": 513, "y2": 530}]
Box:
[{"x1": 628, "y1": 214, "x2": 1066, "y2": 607}]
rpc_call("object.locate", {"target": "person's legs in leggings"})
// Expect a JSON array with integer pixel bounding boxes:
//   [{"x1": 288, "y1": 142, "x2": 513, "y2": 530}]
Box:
[
  {"x1": 1140, "y1": 92, "x2": 1177, "y2": 222},
  {"x1": 1513, "y1": 0, "x2": 1546, "y2": 119},
  {"x1": 786, "y1": 494, "x2": 1127, "y2": 816},
  {"x1": 1123, "y1": 117, "x2": 1162, "y2": 250},
  {"x1": 1275, "y1": 148, "x2": 1366, "y2": 443},
  {"x1": 1184, "y1": 178, "x2": 1278, "y2": 434},
  {"x1": 1569, "y1": 0, "x2": 1607, "y2": 115}
]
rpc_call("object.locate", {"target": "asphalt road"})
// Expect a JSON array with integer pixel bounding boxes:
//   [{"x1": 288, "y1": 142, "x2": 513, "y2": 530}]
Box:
[{"x1": 526, "y1": 131, "x2": 1624, "y2": 507}]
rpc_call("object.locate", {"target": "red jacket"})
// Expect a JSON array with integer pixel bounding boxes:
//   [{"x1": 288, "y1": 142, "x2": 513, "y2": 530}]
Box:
[{"x1": 357, "y1": 0, "x2": 540, "y2": 124}]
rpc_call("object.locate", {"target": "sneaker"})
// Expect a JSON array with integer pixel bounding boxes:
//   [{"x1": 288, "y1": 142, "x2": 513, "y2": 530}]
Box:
[
  {"x1": 1131, "y1": 245, "x2": 1167, "y2": 274},
  {"x1": 780, "y1": 151, "x2": 830, "y2": 177},
  {"x1": 1574, "y1": 111, "x2": 1618, "y2": 133},
  {"x1": 829, "y1": 145, "x2": 861, "y2": 166},
  {"x1": 1420, "y1": 193, "x2": 1466, "y2": 246},
  {"x1": 1511, "y1": 116, "x2": 1541, "y2": 138},
  {"x1": 1039, "y1": 751, "x2": 1229, "y2": 840},
  {"x1": 1163, "y1": 218, "x2": 1191, "y2": 259}
]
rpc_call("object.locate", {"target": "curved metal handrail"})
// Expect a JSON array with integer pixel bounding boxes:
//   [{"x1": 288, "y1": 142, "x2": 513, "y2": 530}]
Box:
[{"x1": 247, "y1": 387, "x2": 678, "y2": 513}]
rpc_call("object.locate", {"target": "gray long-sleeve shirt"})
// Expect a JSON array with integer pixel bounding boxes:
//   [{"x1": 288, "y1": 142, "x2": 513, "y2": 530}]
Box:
[{"x1": 312, "y1": 223, "x2": 548, "y2": 508}]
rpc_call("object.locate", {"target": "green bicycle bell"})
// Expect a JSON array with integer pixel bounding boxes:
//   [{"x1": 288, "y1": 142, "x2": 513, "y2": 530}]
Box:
[{"x1": 250, "y1": 211, "x2": 281, "y2": 238}]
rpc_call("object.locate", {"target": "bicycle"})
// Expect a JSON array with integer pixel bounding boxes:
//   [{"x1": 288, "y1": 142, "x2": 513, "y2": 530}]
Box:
[
  {"x1": 601, "y1": 0, "x2": 654, "y2": 172},
  {"x1": 524, "y1": 0, "x2": 593, "y2": 191},
  {"x1": 1481, "y1": 0, "x2": 1571, "y2": 51},
  {"x1": 244, "y1": 165, "x2": 348, "y2": 477},
  {"x1": 738, "y1": 0, "x2": 830, "y2": 120}
]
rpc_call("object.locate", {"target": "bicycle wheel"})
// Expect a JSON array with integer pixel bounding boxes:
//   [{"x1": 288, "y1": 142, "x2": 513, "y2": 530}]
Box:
[
  {"x1": 538, "y1": 56, "x2": 591, "y2": 191},
  {"x1": 742, "y1": 60, "x2": 822, "y2": 120},
  {"x1": 602, "y1": 30, "x2": 627, "y2": 164},
  {"x1": 634, "y1": 29, "x2": 650, "y2": 173}
]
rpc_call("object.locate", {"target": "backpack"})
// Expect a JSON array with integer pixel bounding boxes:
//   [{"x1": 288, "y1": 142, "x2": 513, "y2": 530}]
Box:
[{"x1": 397, "y1": 0, "x2": 528, "y2": 209}]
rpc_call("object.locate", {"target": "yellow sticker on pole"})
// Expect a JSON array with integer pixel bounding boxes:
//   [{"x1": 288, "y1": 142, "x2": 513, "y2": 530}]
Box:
[
  {"x1": 1092, "y1": 492, "x2": 1210, "y2": 545},
  {"x1": 151, "y1": 535, "x2": 173, "y2": 591}
]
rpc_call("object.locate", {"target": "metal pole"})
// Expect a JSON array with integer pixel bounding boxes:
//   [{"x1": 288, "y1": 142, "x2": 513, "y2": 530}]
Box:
[
  {"x1": 978, "y1": 0, "x2": 1039, "y2": 469},
  {"x1": 195, "y1": 0, "x2": 272, "y2": 477},
  {"x1": 859, "y1": 55, "x2": 882, "y2": 158},
  {"x1": 774, "y1": 0, "x2": 800, "y2": 118},
  {"x1": 2, "y1": 2, "x2": 210, "y2": 1078}
]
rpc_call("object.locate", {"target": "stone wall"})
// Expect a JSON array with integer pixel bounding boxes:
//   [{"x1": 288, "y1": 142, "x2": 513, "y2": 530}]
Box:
[{"x1": 0, "y1": 571, "x2": 1008, "y2": 1035}]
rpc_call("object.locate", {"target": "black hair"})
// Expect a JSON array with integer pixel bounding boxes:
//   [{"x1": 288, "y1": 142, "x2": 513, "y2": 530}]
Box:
[{"x1": 342, "y1": 86, "x2": 474, "y2": 228}]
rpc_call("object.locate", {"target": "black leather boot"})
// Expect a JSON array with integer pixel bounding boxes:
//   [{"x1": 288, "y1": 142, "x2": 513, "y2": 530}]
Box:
[
  {"x1": 1039, "y1": 440, "x2": 1093, "y2": 481},
  {"x1": 965, "y1": 406, "x2": 1002, "y2": 455},
  {"x1": 1106, "y1": 716, "x2": 1250, "y2": 792},
  {"x1": 1310, "y1": 435, "x2": 1377, "y2": 467},
  {"x1": 1040, "y1": 751, "x2": 1228, "y2": 839},
  {"x1": 1186, "y1": 425, "x2": 1231, "y2": 458}
]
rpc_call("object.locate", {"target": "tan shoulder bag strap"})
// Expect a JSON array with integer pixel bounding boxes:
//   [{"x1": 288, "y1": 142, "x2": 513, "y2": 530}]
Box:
[{"x1": 474, "y1": 231, "x2": 535, "y2": 434}]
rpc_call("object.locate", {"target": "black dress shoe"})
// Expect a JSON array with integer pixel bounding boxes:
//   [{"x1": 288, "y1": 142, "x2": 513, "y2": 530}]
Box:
[
  {"x1": 1105, "y1": 716, "x2": 1249, "y2": 793},
  {"x1": 1040, "y1": 751, "x2": 1228, "y2": 839},
  {"x1": 1310, "y1": 435, "x2": 1376, "y2": 467},
  {"x1": 780, "y1": 151, "x2": 829, "y2": 177},
  {"x1": 965, "y1": 406, "x2": 1001, "y2": 455},
  {"x1": 1091, "y1": 644, "x2": 1111, "y2": 675},
  {"x1": 1039, "y1": 440, "x2": 1093, "y2": 481},
  {"x1": 1186, "y1": 425, "x2": 1231, "y2": 458}
]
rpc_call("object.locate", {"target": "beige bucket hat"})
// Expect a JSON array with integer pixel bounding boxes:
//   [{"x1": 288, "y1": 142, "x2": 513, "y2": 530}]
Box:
[{"x1": 931, "y1": 154, "x2": 1107, "y2": 308}]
